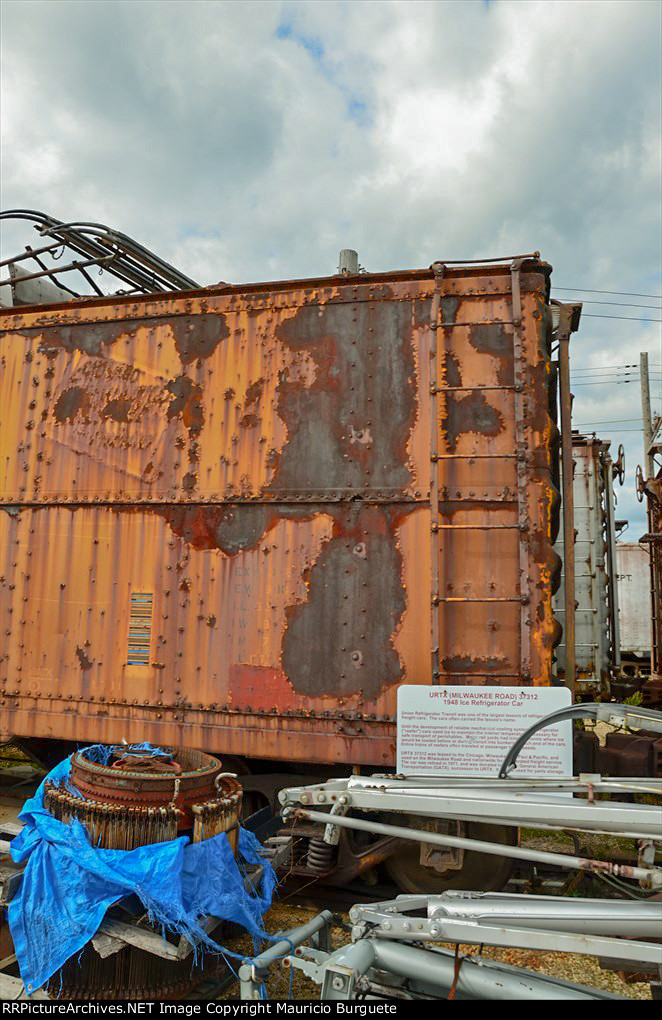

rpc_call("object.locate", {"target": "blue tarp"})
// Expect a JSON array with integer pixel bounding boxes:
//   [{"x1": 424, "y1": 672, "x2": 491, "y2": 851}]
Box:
[{"x1": 9, "y1": 751, "x2": 277, "y2": 994}]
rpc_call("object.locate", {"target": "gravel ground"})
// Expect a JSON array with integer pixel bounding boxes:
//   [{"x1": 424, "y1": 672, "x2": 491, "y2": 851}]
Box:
[{"x1": 217, "y1": 900, "x2": 654, "y2": 1001}]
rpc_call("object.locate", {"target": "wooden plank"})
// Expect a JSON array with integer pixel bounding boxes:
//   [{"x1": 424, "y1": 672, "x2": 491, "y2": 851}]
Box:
[
  {"x1": 0, "y1": 972, "x2": 50, "y2": 999},
  {"x1": 0, "y1": 869, "x2": 23, "y2": 907},
  {"x1": 0, "y1": 973, "x2": 25, "y2": 998},
  {"x1": 91, "y1": 931, "x2": 125, "y2": 960},
  {"x1": 98, "y1": 919, "x2": 179, "y2": 961},
  {"x1": 0, "y1": 823, "x2": 24, "y2": 837}
]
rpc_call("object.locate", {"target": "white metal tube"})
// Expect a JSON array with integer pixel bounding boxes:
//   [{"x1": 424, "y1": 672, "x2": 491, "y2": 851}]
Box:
[
  {"x1": 290, "y1": 807, "x2": 660, "y2": 885},
  {"x1": 370, "y1": 941, "x2": 618, "y2": 1000}
]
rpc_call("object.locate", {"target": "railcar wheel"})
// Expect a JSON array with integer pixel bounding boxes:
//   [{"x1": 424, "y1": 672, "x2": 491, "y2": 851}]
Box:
[{"x1": 384, "y1": 816, "x2": 517, "y2": 894}]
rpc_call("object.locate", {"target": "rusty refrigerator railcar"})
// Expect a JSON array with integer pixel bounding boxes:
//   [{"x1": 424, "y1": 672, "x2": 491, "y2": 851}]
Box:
[
  {"x1": 553, "y1": 434, "x2": 624, "y2": 695},
  {"x1": 1, "y1": 258, "x2": 568, "y2": 767}
]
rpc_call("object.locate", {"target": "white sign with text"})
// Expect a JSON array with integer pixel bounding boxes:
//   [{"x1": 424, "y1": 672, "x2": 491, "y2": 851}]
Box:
[{"x1": 397, "y1": 686, "x2": 572, "y2": 777}]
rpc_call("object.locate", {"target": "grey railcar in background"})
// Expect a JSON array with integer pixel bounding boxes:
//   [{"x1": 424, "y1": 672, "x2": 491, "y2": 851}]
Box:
[{"x1": 554, "y1": 434, "x2": 624, "y2": 696}]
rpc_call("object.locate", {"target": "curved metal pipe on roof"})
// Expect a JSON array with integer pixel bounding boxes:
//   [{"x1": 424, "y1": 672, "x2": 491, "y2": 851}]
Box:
[{"x1": 0, "y1": 209, "x2": 202, "y2": 297}]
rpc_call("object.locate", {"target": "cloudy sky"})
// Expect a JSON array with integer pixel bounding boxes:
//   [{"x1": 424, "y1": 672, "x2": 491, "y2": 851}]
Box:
[{"x1": 1, "y1": 0, "x2": 660, "y2": 533}]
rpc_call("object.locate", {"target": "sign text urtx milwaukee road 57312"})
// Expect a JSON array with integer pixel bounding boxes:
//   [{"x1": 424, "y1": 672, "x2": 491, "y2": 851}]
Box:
[{"x1": 396, "y1": 686, "x2": 571, "y2": 777}]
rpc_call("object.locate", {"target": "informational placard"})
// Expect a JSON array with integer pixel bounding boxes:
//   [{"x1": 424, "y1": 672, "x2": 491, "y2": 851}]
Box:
[{"x1": 397, "y1": 686, "x2": 572, "y2": 777}]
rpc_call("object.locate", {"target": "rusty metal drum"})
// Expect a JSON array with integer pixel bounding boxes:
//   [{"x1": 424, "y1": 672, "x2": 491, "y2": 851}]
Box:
[{"x1": 69, "y1": 746, "x2": 225, "y2": 829}]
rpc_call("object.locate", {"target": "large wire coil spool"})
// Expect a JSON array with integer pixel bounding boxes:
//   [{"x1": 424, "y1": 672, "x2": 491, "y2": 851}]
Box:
[
  {"x1": 44, "y1": 773, "x2": 243, "y2": 852},
  {"x1": 46, "y1": 944, "x2": 222, "y2": 1001},
  {"x1": 69, "y1": 745, "x2": 230, "y2": 830},
  {"x1": 42, "y1": 745, "x2": 244, "y2": 999}
]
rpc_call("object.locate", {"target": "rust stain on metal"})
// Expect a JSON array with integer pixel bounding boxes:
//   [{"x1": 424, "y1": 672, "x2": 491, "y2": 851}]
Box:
[
  {"x1": 33, "y1": 320, "x2": 133, "y2": 357},
  {"x1": 442, "y1": 391, "x2": 504, "y2": 451},
  {"x1": 76, "y1": 646, "x2": 94, "y2": 670},
  {"x1": 271, "y1": 300, "x2": 417, "y2": 491},
  {"x1": 167, "y1": 313, "x2": 230, "y2": 364},
  {"x1": 165, "y1": 376, "x2": 204, "y2": 435},
  {"x1": 469, "y1": 323, "x2": 513, "y2": 386},
  {"x1": 54, "y1": 386, "x2": 91, "y2": 423},
  {"x1": 283, "y1": 506, "x2": 407, "y2": 699},
  {"x1": 441, "y1": 655, "x2": 509, "y2": 673},
  {"x1": 101, "y1": 397, "x2": 132, "y2": 422}
]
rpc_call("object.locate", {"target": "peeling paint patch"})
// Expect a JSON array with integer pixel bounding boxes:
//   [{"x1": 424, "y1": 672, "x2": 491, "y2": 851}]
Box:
[
  {"x1": 469, "y1": 323, "x2": 513, "y2": 386},
  {"x1": 169, "y1": 314, "x2": 230, "y2": 364},
  {"x1": 102, "y1": 397, "x2": 132, "y2": 422},
  {"x1": 229, "y1": 664, "x2": 296, "y2": 712},
  {"x1": 244, "y1": 378, "x2": 265, "y2": 405},
  {"x1": 165, "y1": 376, "x2": 204, "y2": 435},
  {"x1": 76, "y1": 646, "x2": 93, "y2": 670},
  {"x1": 34, "y1": 321, "x2": 132, "y2": 356},
  {"x1": 54, "y1": 386, "x2": 90, "y2": 423},
  {"x1": 156, "y1": 504, "x2": 272, "y2": 553},
  {"x1": 445, "y1": 353, "x2": 462, "y2": 388},
  {"x1": 271, "y1": 300, "x2": 416, "y2": 492},
  {"x1": 441, "y1": 655, "x2": 509, "y2": 672},
  {"x1": 440, "y1": 296, "x2": 460, "y2": 325},
  {"x1": 442, "y1": 392, "x2": 504, "y2": 451},
  {"x1": 283, "y1": 506, "x2": 406, "y2": 699}
]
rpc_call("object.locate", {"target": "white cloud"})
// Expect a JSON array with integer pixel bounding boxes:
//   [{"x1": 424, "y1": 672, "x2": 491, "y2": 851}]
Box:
[{"x1": 1, "y1": 0, "x2": 660, "y2": 530}]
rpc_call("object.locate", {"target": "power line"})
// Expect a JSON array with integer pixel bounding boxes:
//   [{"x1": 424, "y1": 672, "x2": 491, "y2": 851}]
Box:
[
  {"x1": 582, "y1": 313, "x2": 662, "y2": 322},
  {"x1": 552, "y1": 287, "x2": 662, "y2": 299},
  {"x1": 574, "y1": 300, "x2": 661, "y2": 309},
  {"x1": 572, "y1": 380, "x2": 652, "y2": 386},
  {"x1": 572, "y1": 375, "x2": 662, "y2": 381},
  {"x1": 571, "y1": 371, "x2": 644, "y2": 379},
  {"x1": 572, "y1": 374, "x2": 662, "y2": 380},
  {"x1": 574, "y1": 419, "x2": 641, "y2": 425},
  {"x1": 573, "y1": 377, "x2": 662, "y2": 383},
  {"x1": 572, "y1": 365, "x2": 660, "y2": 372},
  {"x1": 572, "y1": 363, "x2": 637, "y2": 371},
  {"x1": 572, "y1": 363, "x2": 658, "y2": 370}
]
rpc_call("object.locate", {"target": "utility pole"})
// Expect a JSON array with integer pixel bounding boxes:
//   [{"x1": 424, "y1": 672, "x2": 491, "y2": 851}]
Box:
[
  {"x1": 555, "y1": 301, "x2": 582, "y2": 701},
  {"x1": 559, "y1": 330, "x2": 575, "y2": 701},
  {"x1": 641, "y1": 352, "x2": 654, "y2": 478}
]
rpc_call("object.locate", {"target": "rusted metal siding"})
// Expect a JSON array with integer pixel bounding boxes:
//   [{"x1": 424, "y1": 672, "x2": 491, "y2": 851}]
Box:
[{"x1": 0, "y1": 262, "x2": 557, "y2": 764}]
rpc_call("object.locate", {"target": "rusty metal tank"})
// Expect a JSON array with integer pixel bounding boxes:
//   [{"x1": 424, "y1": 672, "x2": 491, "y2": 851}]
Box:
[{"x1": 0, "y1": 255, "x2": 570, "y2": 767}]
